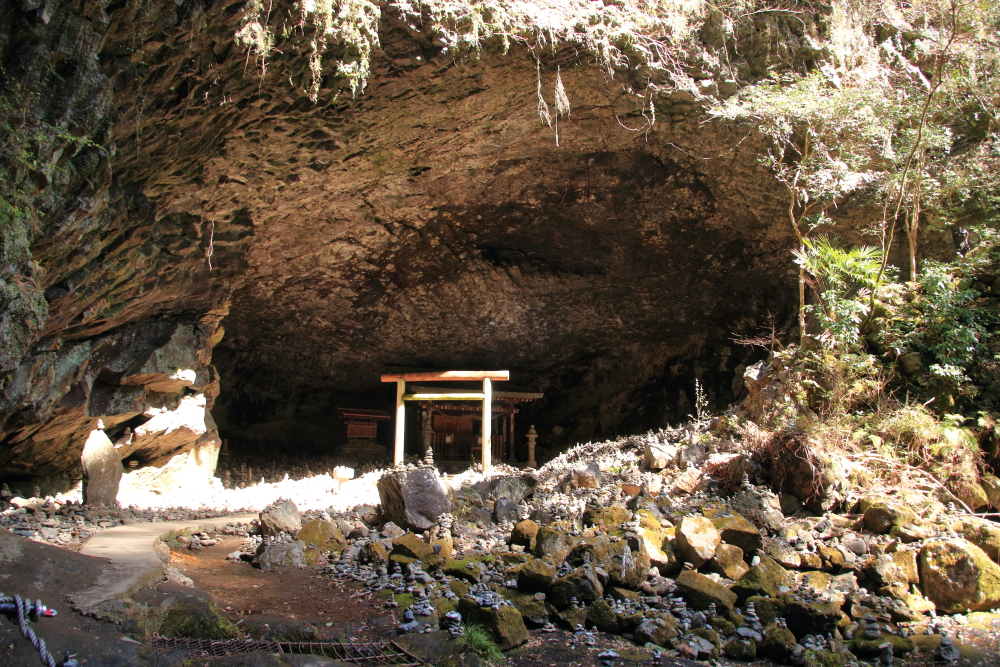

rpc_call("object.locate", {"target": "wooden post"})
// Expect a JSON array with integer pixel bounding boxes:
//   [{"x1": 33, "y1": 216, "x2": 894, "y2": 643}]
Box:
[
  {"x1": 482, "y1": 378, "x2": 492, "y2": 472},
  {"x1": 394, "y1": 379, "x2": 406, "y2": 466}
]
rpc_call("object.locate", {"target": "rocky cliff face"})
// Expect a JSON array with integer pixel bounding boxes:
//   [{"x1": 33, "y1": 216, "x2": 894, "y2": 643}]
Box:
[{"x1": 0, "y1": 0, "x2": 814, "y2": 482}]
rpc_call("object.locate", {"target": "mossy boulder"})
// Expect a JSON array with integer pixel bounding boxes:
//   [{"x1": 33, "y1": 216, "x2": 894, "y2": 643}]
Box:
[
  {"x1": 533, "y1": 526, "x2": 583, "y2": 561},
  {"x1": 636, "y1": 510, "x2": 661, "y2": 531},
  {"x1": 863, "y1": 503, "x2": 917, "y2": 535},
  {"x1": 582, "y1": 506, "x2": 630, "y2": 528},
  {"x1": 919, "y1": 538, "x2": 1000, "y2": 613},
  {"x1": 708, "y1": 543, "x2": 749, "y2": 581},
  {"x1": 849, "y1": 633, "x2": 915, "y2": 657},
  {"x1": 675, "y1": 570, "x2": 737, "y2": 611},
  {"x1": 586, "y1": 598, "x2": 621, "y2": 634},
  {"x1": 296, "y1": 518, "x2": 346, "y2": 553},
  {"x1": 159, "y1": 595, "x2": 241, "y2": 640},
  {"x1": 732, "y1": 555, "x2": 792, "y2": 603},
  {"x1": 705, "y1": 509, "x2": 763, "y2": 555},
  {"x1": 607, "y1": 585, "x2": 641, "y2": 604},
  {"x1": 568, "y1": 533, "x2": 649, "y2": 589},
  {"x1": 549, "y1": 565, "x2": 604, "y2": 607},
  {"x1": 639, "y1": 527, "x2": 680, "y2": 575},
  {"x1": 557, "y1": 605, "x2": 588, "y2": 629},
  {"x1": 516, "y1": 557, "x2": 555, "y2": 592},
  {"x1": 783, "y1": 594, "x2": 843, "y2": 637},
  {"x1": 723, "y1": 638, "x2": 757, "y2": 661},
  {"x1": 511, "y1": 519, "x2": 539, "y2": 548},
  {"x1": 500, "y1": 588, "x2": 551, "y2": 626},
  {"x1": 457, "y1": 596, "x2": 529, "y2": 650},
  {"x1": 443, "y1": 557, "x2": 487, "y2": 583},
  {"x1": 803, "y1": 649, "x2": 848, "y2": 667},
  {"x1": 633, "y1": 616, "x2": 678, "y2": 648},
  {"x1": 392, "y1": 533, "x2": 434, "y2": 561},
  {"x1": 360, "y1": 540, "x2": 389, "y2": 567},
  {"x1": 746, "y1": 595, "x2": 786, "y2": 627},
  {"x1": 761, "y1": 624, "x2": 797, "y2": 661},
  {"x1": 954, "y1": 518, "x2": 1000, "y2": 561}
]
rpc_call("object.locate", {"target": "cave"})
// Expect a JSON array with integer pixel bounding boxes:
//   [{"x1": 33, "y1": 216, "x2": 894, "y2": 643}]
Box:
[{"x1": 0, "y1": 0, "x2": 822, "y2": 490}]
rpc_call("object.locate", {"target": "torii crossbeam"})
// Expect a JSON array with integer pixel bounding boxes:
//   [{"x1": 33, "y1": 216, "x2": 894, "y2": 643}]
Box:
[{"x1": 380, "y1": 370, "x2": 510, "y2": 471}]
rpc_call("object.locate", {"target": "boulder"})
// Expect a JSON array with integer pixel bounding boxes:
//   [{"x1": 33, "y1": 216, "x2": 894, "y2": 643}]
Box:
[
  {"x1": 582, "y1": 506, "x2": 630, "y2": 528},
  {"x1": 761, "y1": 624, "x2": 797, "y2": 661},
  {"x1": 377, "y1": 468, "x2": 452, "y2": 532},
  {"x1": 500, "y1": 588, "x2": 551, "y2": 627},
  {"x1": 731, "y1": 555, "x2": 793, "y2": 603},
  {"x1": 493, "y1": 498, "x2": 519, "y2": 524},
  {"x1": 511, "y1": 519, "x2": 538, "y2": 547},
  {"x1": 254, "y1": 541, "x2": 307, "y2": 570},
  {"x1": 633, "y1": 616, "x2": 679, "y2": 648},
  {"x1": 472, "y1": 475, "x2": 537, "y2": 503},
  {"x1": 570, "y1": 462, "x2": 601, "y2": 489},
  {"x1": 708, "y1": 510, "x2": 763, "y2": 555},
  {"x1": 918, "y1": 538, "x2": 1000, "y2": 613},
  {"x1": 159, "y1": 595, "x2": 241, "y2": 640},
  {"x1": 443, "y1": 558, "x2": 487, "y2": 583},
  {"x1": 259, "y1": 499, "x2": 301, "y2": 537},
  {"x1": 81, "y1": 428, "x2": 122, "y2": 506},
  {"x1": 360, "y1": 540, "x2": 389, "y2": 567},
  {"x1": 783, "y1": 592, "x2": 843, "y2": 637},
  {"x1": 675, "y1": 570, "x2": 737, "y2": 611},
  {"x1": 709, "y1": 543, "x2": 749, "y2": 581},
  {"x1": 675, "y1": 515, "x2": 721, "y2": 568},
  {"x1": 516, "y1": 558, "x2": 556, "y2": 592},
  {"x1": 534, "y1": 526, "x2": 582, "y2": 561},
  {"x1": 641, "y1": 528, "x2": 681, "y2": 574},
  {"x1": 863, "y1": 550, "x2": 919, "y2": 588},
  {"x1": 723, "y1": 638, "x2": 757, "y2": 661},
  {"x1": 296, "y1": 519, "x2": 345, "y2": 552},
  {"x1": 457, "y1": 596, "x2": 529, "y2": 650},
  {"x1": 392, "y1": 533, "x2": 434, "y2": 561},
  {"x1": 568, "y1": 533, "x2": 649, "y2": 589},
  {"x1": 863, "y1": 503, "x2": 918, "y2": 534},
  {"x1": 549, "y1": 565, "x2": 604, "y2": 607},
  {"x1": 644, "y1": 439, "x2": 678, "y2": 469},
  {"x1": 585, "y1": 598, "x2": 621, "y2": 634},
  {"x1": 954, "y1": 517, "x2": 1000, "y2": 561}
]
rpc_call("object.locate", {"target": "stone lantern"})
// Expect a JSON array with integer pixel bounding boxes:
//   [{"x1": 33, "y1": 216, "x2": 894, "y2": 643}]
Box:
[{"x1": 525, "y1": 425, "x2": 538, "y2": 469}]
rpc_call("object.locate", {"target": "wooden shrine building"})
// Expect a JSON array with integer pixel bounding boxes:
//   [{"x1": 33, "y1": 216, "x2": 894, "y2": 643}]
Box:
[{"x1": 380, "y1": 371, "x2": 541, "y2": 471}]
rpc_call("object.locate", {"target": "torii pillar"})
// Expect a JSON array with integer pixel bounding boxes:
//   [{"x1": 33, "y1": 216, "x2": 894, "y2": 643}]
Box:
[{"x1": 381, "y1": 370, "x2": 510, "y2": 472}]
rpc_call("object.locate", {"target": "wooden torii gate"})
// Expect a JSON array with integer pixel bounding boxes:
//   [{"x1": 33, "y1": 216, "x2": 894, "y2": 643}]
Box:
[{"x1": 380, "y1": 370, "x2": 510, "y2": 471}]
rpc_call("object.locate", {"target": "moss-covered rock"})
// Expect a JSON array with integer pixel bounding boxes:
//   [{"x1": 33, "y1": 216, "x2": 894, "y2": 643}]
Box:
[
  {"x1": 954, "y1": 518, "x2": 1000, "y2": 561},
  {"x1": 761, "y1": 624, "x2": 796, "y2": 661},
  {"x1": 746, "y1": 595, "x2": 786, "y2": 627},
  {"x1": 443, "y1": 557, "x2": 487, "y2": 583},
  {"x1": 516, "y1": 557, "x2": 555, "y2": 592},
  {"x1": 457, "y1": 596, "x2": 529, "y2": 650},
  {"x1": 849, "y1": 633, "x2": 915, "y2": 657},
  {"x1": 556, "y1": 605, "x2": 588, "y2": 629},
  {"x1": 705, "y1": 509, "x2": 763, "y2": 555},
  {"x1": 863, "y1": 503, "x2": 917, "y2": 534},
  {"x1": 732, "y1": 555, "x2": 793, "y2": 603},
  {"x1": 533, "y1": 526, "x2": 583, "y2": 561},
  {"x1": 500, "y1": 588, "x2": 551, "y2": 626},
  {"x1": 582, "y1": 506, "x2": 631, "y2": 528},
  {"x1": 360, "y1": 540, "x2": 389, "y2": 567},
  {"x1": 640, "y1": 527, "x2": 680, "y2": 574},
  {"x1": 393, "y1": 532, "x2": 434, "y2": 560},
  {"x1": 803, "y1": 649, "x2": 847, "y2": 667},
  {"x1": 633, "y1": 616, "x2": 678, "y2": 648},
  {"x1": 159, "y1": 595, "x2": 241, "y2": 640},
  {"x1": 675, "y1": 570, "x2": 737, "y2": 611},
  {"x1": 549, "y1": 565, "x2": 604, "y2": 607},
  {"x1": 783, "y1": 593, "x2": 843, "y2": 637},
  {"x1": 708, "y1": 543, "x2": 749, "y2": 581},
  {"x1": 636, "y1": 510, "x2": 661, "y2": 532},
  {"x1": 296, "y1": 518, "x2": 346, "y2": 553},
  {"x1": 568, "y1": 533, "x2": 649, "y2": 589},
  {"x1": 585, "y1": 598, "x2": 621, "y2": 633},
  {"x1": 919, "y1": 538, "x2": 1000, "y2": 613},
  {"x1": 511, "y1": 519, "x2": 539, "y2": 548},
  {"x1": 723, "y1": 638, "x2": 757, "y2": 661}
]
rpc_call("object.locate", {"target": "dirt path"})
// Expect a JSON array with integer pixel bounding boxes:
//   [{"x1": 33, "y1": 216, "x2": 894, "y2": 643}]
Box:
[{"x1": 170, "y1": 537, "x2": 397, "y2": 642}]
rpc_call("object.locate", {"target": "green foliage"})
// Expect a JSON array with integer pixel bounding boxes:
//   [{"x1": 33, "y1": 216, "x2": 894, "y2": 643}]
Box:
[
  {"x1": 459, "y1": 623, "x2": 504, "y2": 664},
  {"x1": 793, "y1": 236, "x2": 889, "y2": 348}
]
